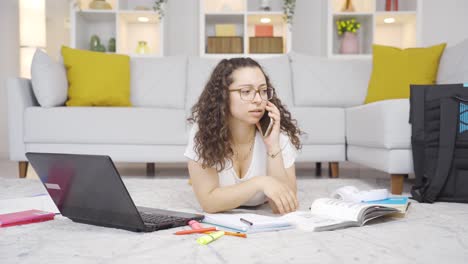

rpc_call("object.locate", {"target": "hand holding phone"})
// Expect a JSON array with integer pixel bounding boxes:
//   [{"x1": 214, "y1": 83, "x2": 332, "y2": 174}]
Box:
[{"x1": 259, "y1": 111, "x2": 274, "y2": 137}]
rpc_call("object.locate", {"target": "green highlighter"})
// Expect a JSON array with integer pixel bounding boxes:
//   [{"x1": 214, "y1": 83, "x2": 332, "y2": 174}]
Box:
[{"x1": 196, "y1": 231, "x2": 225, "y2": 245}]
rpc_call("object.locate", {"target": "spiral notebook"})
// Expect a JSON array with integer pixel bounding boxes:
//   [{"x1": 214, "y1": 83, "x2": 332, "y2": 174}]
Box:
[{"x1": 202, "y1": 213, "x2": 293, "y2": 233}]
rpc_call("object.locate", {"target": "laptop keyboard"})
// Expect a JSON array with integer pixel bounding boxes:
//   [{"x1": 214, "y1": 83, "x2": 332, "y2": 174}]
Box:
[{"x1": 139, "y1": 212, "x2": 187, "y2": 227}]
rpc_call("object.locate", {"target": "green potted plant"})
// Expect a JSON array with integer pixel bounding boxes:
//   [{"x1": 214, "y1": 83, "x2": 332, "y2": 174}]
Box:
[
  {"x1": 336, "y1": 18, "x2": 361, "y2": 54},
  {"x1": 283, "y1": 0, "x2": 296, "y2": 26},
  {"x1": 153, "y1": 0, "x2": 168, "y2": 20}
]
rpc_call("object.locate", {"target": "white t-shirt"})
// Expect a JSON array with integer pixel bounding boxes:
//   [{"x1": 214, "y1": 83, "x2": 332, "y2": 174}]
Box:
[{"x1": 184, "y1": 124, "x2": 298, "y2": 206}]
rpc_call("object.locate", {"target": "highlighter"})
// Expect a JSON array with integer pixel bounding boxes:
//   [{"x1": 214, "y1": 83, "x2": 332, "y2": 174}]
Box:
[
  {"x1": 188, "y1": 220, "x2": 203, "y2": 230},
  {"x1": 196, "y1": 231, "x2": 225, "y2": 245}
]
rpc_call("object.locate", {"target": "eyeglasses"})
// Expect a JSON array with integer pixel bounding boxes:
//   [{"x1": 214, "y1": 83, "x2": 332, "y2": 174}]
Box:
[{"x1": 229, "y1": 87, "x2": 274, "y2": 101}]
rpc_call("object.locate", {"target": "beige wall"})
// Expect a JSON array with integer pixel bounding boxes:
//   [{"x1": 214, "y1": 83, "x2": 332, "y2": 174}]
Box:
[{"x1": 0, "y1": 0, "x2": 19, "y2": 159}]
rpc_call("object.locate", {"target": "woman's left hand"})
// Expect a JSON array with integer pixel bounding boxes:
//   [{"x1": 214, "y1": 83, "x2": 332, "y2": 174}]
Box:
[{"x1": 256, "y1": 101, "x2": 281, "y2": 152}]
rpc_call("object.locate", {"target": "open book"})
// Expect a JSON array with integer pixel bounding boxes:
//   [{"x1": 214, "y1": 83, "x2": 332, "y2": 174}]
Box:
[
  {"x1": 202, "y1": 213, "x2": 293, "y2": 233},
  {"x1": 281, "y1": 198, "x2": 399, "y2": 232},
  {"x1": 363, "y1": 197, "x2": 411, "y2": 216}
]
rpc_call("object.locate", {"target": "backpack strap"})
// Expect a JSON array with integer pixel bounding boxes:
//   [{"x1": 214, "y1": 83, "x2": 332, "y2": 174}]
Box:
[
  {"x1": 424, "y1": 97, "x2": 459, "y2": 202},
  {"x1": 410, "y1": 86, "x2": 428, "y2": 200}
]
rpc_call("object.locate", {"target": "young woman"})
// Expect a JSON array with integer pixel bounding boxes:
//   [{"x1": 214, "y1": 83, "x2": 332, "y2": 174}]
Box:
[{"x1": 185, "y1": 58, "x2": 302, "y2": 214}]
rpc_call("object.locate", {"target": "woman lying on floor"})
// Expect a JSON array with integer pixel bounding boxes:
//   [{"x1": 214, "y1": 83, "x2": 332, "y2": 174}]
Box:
[{"x1": 185, "y1": 57, "x2": 303, "y2": 214}]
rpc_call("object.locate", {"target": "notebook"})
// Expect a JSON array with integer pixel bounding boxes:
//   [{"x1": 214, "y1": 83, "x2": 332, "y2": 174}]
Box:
[
  {"x1": 202, "y1": 213, "x2": 293, "y2": 233},
  {"x1": 0, "y1": 209, "x2": 55, "y2": 227}
]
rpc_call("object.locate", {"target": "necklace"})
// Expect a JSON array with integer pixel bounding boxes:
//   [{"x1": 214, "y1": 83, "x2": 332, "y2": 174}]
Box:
[{"x1": 234, "y1": 133, "x2": 255, "y2": 162}]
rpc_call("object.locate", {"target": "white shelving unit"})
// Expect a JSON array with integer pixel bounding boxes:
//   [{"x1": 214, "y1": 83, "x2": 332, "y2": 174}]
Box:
[
  {"x1": 200, "y1": 0, "x2": 292, "y2": 57},
  {"x1": 327, "y1": 0, "x2": 421, "y2": 58},
  {"x1": 70, "y1": 0, "x2": 164, "y2": 57}
]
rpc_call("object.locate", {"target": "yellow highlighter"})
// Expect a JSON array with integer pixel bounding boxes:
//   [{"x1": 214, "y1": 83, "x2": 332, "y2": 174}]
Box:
[{"x1": 196, "y1": 231, "x2": 225, "y2": 245}]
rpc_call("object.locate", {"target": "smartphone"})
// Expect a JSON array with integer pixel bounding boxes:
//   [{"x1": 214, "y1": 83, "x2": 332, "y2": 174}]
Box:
[{"x1": 259, "y1": 111, "x2": 274, "y2": 137}]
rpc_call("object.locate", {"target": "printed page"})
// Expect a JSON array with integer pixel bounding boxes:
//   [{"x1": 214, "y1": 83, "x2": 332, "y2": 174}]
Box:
[
  {"x1": 281, "y1": 211, "x2": 351, "y2": 231},
  {"x1": 310, "y1": 198, "x2": 373, "y2": 222}
]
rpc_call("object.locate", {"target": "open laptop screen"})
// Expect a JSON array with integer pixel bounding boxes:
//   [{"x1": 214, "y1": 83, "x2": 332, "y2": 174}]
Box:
[{"x1": 26, "y1": 152, "x2": 146, "y2": 231}]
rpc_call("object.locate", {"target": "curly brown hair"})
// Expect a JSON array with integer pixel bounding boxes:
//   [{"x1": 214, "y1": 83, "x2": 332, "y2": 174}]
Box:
[{"x1": 188, "y1": 57, "x2": 302, "y2": 171}]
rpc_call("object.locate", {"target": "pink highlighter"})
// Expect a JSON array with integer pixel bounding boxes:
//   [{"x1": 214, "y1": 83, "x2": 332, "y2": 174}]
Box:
[{"x1": 188, "y1": 220, "x2": 203, "y2": 230}]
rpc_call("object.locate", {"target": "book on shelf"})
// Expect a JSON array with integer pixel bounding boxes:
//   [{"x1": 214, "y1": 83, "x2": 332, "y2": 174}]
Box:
[
  {"x1": 255, "y1": 25, "x2": 273, "y2": 37},
  {"x1": 202, "y1": 213, "x2": 293, "y2": 233},
  {"x1": 215, "y1": 24, "x2": 237, "y2": 37},
  {"x1": 281, "y1": 198, "x2": 399, "y2": 232}
]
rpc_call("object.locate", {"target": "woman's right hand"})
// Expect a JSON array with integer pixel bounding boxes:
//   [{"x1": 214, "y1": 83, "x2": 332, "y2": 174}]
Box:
[{"x1": 259, "y1": 176, "x2": 298, "y2": 214}]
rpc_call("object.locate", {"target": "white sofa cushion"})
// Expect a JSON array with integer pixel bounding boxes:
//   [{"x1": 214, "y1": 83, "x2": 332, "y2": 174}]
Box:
[
  {"x1": 289, "y1": 52, "x2": 372, "y2": 107},
  {"x1": 290, "y1": 107, "x2": 345, "y2": 145},
  {"x1": 185, "y1": 57, "x2": 220, "y2": 116},
  {"x1": 437, "y1": 38, "x2": 468, "y2": 84},
  {"x1": 131, "y1": 56, "x2": 186, "y2": 108},
  {"x1": 257, "y1": 55, "x2": 293, "y2": 106},
  {"x1": 346, "y1": 99, "x2": 411, "y2": 149},
  {"x1": 30, "y1": 49, "x2": 68, "y2": 107},
  {"x1": 24, "y1": 107, "x2": 187, "y2": 145}
]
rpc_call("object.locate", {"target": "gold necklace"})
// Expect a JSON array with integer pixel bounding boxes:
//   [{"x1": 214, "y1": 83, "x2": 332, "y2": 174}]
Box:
[{"x1": 234, "y1": 133, "x2": 255, "y2": 162}]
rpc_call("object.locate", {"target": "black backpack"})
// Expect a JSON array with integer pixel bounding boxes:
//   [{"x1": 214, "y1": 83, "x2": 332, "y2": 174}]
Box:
[{"x1": 410, "y1": 83, "x2": 468, "y2": 203}]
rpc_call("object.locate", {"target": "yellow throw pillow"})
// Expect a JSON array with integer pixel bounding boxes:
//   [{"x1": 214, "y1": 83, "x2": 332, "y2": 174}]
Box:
[
  {"x1": 365, "y1": 43, "x2": 446, "y2": 104},
  {"x1": 61, "y1": 46, "x2": 131, "y2": 106}
]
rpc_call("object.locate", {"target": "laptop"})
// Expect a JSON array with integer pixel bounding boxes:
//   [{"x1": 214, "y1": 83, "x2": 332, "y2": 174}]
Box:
[{"x1": 25, "y1": 152, "x2": 204, "y2": 232}]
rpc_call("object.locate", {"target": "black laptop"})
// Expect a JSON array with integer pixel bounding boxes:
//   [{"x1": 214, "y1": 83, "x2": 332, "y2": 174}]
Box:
[{"x1": 26, "y1": 152, "x2": 204, "y2": 232}]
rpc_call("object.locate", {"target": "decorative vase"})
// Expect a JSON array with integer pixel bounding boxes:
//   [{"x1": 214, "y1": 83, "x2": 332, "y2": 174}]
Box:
[
  {"x1": 89, "y1": 0, "x2": 112, "y2": 10},
  {"x1": 341, "y1": 0, "x2": 355, "y2": 12},
  {"x1": 340, "y1": 32, "x2": 359, "y2": 54},
  {"x1": 108, "y1": 38, "x2": 116, "y2": 52},
  {"x1": 90, "y1": 35, "x2": 101, "y2": 51},
  {"x1": 260, "y1": 0, "x2": 271, "y2": 11},
  {"x1": 135, "y1": 41, "x2": 150, "y2": 54}
]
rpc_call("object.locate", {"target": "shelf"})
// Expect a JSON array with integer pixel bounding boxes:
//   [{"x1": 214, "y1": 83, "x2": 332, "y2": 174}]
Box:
[
  {"x1": 74, "y1": 12, "x2": 116, "y2": 51},
  {"x1": 71, "y1": 1, "x2": 164, "y2": 56},
  {"x1": 327, "y1": 0, "x2": 421, "y2": 58},
  {"x1": 200, "y1": 0, "x2": 291, "y2": 56},
  {"x1": 117, "y1": 12, "x2": 161, "y2": 55},
  {"x1": 331, "y1": 0, "x2": 375, "y2": 13},
  {"x1": 247, "y1": 0, "x2": 284, "y2": 12},
  {"x1": 375, "y1": 0, "x2": 418, "y2": 12},
  {"x1": 78, "y1": 0, "x2": 118, "y2": 11},
  {"x1": 118, "y1": 0, "x2": 154, "y2": 11},
  {"x1": 204, "y1": 0, "x2": 245, "y2": 13},
  {"x1": 374, "y1": 13, "x2": 417, "y2": 48}
]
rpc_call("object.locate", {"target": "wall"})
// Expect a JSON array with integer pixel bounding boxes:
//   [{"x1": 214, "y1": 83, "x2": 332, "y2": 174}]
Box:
[
  {"x1": 420, "y1": 0, "x2": 468, "y2": 47},
  {"x1": 46, "y1": 0, "x2": 70, "y2": 60},
  {"x1": 0, "y1": 0, "x2": 19, "y2": 159}
]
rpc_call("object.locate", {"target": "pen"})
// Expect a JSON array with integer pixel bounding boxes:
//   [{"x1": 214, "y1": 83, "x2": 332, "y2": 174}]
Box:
[
  {"x1": 240, "y1": 217, "x2": 253, "y2": 226},
  {"x1": 205, "y1": 231, "x2": 247, "y2": 238},
  {"x1": 174, "y1": 227, "x2": 217, "y2": 235}
]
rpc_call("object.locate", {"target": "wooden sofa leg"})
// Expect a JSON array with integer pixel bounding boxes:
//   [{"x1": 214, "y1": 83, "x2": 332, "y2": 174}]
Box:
[
  {"x1": 391, "y1": 174, "x2": 406, "y2": 195},
  {"x1": 19, "y1": 161, "x2": 28, "y2": 178},
  {"x1": 329, "y1": 162, "x2": 339, "y2": 178},
  {"x1": 315, "y1": 162, "x2": 322, "y2": 176},
  {"x1": 146, "y1": 163, "x2": 155, "y2": 176}
]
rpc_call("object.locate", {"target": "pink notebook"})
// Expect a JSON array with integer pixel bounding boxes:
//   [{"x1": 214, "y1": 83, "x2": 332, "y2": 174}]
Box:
[{"x1": 0, "y1": 209, "x2": 55, "y2": 228}]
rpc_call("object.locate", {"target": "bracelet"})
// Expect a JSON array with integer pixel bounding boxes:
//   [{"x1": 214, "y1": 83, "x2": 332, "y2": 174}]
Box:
[{"x1": 268, "y1": 146, "x2": 284, "y2": 159}]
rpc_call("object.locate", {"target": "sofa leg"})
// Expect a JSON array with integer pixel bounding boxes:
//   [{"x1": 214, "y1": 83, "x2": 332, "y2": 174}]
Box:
[
  {"x1": 315, "y1": 162, "x2": 322, "y2": 176},
  {"x1": 19, "y1": 161, "x2": 28, "y2": 178},
  {"x1": 146, "y1": 163, "x2": 155, "y2": 176},
  {"x1": 391, "y1": 174, "x2": 406, "y2": 195},
  {"x1": 329, "y1": 162, "x2": 339, "y2": 178}
]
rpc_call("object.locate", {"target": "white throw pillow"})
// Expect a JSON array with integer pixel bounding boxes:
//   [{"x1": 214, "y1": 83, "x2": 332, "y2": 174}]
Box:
[{"x1": 31, "y1": 49, "x2": 68, "y2": 107}]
